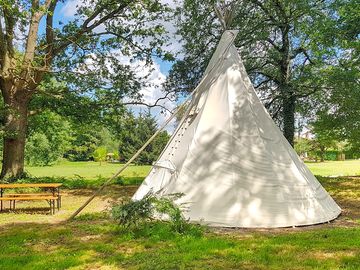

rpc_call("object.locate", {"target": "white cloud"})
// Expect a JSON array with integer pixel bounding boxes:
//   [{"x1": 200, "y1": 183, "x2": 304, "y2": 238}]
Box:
[
  {"x1": 120, "y1": 56, "x2": 177, "y2": 131},
  {"x1": 60, "y1": 0, "x2": 79, "y2": 17}
]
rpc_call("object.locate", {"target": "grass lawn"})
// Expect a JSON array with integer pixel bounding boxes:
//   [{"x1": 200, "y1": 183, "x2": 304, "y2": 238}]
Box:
[
  {"x1": 26, "y1": 161, "x2": 151, "y2": 180},
  {"x1": 305, "y1": 160, "x2": 360, "y2": 177},
  {"x1": 0, "y1": 160, "x2": 359, "y2": 269},
  {"x1": 24, "y1": 160, "x2": 360, "y2": 182}
]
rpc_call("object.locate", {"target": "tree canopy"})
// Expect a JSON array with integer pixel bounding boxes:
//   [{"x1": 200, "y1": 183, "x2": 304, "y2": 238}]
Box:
[
  {"x1": 165, "y1": 0, "x2": 359, "y2": 147},
  {"x1": 0, "y1": 0, "x2": 173, "y2": 179}
]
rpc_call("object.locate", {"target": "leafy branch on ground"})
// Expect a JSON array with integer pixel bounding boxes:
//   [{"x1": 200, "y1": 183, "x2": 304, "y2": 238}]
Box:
[{"x1": 111, "y1": 191, "x2": 200, "y2": 234}]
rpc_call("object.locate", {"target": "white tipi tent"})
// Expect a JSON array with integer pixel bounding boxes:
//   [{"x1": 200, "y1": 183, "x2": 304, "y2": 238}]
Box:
[{"x1": 133, "y1": 30, "x2": 341, "y2": 228}]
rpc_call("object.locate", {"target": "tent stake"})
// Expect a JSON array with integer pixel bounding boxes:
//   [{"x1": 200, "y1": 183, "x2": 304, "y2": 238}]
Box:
[{"x1": 67, "y1": 104, "x2": 186, "y2": 221}]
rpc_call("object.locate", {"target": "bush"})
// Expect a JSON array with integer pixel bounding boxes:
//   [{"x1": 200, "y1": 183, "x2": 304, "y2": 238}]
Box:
[
  {"x1": 93, "y1": 146, "x2": 107, "y2": 164},
  {"x1": 111, "y1": 192, "x2": 197, "y2": 234},
  {"x1": 26, "y1": 111, "x2": 72, "y2": 166},
  {"x1": 25, "y1": 132, "x2": 53, "y2": 166}
]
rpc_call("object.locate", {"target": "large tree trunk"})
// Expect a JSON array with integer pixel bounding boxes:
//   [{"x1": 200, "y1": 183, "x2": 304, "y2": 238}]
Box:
[
  {"x1": 1, "y1": 94, "x2": 30, "y2": 180},
  {"x1": 282, "y1": 92, "x2": 296, "y2": 147}
]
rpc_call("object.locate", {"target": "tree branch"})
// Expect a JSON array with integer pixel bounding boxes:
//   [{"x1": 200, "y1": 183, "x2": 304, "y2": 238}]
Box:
[
  {"x1": 45, "y1": 0, "x2": 58, "y2": 66},
  {"x1": 0, "y1": 16, "x2": 5, "y2": 68},
  {"x1": 266, "y1": 38, "x2": 281, "y2": 52},
  {"x1": 122, "y1": 91, "x2": 176, "y2": 114},
  {"x1": 2, "y1": 6, "x2": 15, "y2": 58},
  {"x1": 255, "y1": 78, "x2": 271, "y2": 88},
  {"x1": 53, "y1": 0, "x2": 132, "y2": 56},
  {"x1": 295, "y1": 85, "x2": 333, "y2": 98},
  {"x1": 291, "y1": 47, "x2": 314, "y2": 64}
]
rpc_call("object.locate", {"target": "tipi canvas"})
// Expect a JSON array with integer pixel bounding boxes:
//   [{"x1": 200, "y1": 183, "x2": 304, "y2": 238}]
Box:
[{"x1": 133, "y1": 30, "x2": 341, "y2": 228}]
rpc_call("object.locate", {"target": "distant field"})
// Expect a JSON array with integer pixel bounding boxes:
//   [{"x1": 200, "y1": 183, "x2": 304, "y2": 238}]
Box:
[
  {"x1": 26, "y1": 161, "x2": 151, "y2": 180},
  {"x1": 305, "y1": 160, "x2": 360, "y2": 176},
  {"x1": 25, "y1": 159, "x2": 360, "y2": 180}
]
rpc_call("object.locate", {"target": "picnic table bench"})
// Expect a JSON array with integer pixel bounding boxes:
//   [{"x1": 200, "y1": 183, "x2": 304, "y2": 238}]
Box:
[{"x1": 0, "y1": 183, "x2": 62, "y2": 214}]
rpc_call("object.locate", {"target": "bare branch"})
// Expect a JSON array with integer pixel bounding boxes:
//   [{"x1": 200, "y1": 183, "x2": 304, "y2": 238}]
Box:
[
  {"x1": 255, "y1": 78, "x2": 271, "y2": 88},
  {"x1": 253, "y1": 71, "x2": 280, "y2": 85},
  {"x1": 266, "y1": 38, "x2": 281, "y2": 52},
  {"x1": 291, "y1": 47, "x2": 314, "y2": 64},
  {"x1": 88, "y1": 31, "x2": 154, "y2": 57},
  {"x1": 122, "y1": 90, "x2": 175, "y2": 114},
  {"x1": 295, "y1": 85, "x2": 333, "y2": 99}
]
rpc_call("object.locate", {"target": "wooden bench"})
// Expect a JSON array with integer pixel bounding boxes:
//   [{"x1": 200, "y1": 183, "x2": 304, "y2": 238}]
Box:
[{"x1": 0, "y1": 183, "x2": 62, "y2": 214}]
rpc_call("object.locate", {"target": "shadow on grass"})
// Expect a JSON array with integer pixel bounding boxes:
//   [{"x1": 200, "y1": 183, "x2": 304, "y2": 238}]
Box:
[
  {"x1": 0, "y1": 207, "x2": 53, "y2": 215},
  {"x1": 0, "y1": 216, "x2": 359, "y2": 270},
  {"x1": 317, "y1": 176, "x2": 360, "y2": 221}
]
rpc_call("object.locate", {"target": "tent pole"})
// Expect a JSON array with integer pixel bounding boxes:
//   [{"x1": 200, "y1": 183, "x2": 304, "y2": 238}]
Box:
[{"x1": 66, "y1": 103, "x2": 187, "y2": 221}]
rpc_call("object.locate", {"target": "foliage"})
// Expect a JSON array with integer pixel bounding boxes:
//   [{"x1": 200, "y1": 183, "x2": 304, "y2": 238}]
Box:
[
  {"x1": 294, "y1": 138, "x2": 313, "y2": 158},
  {"x1": 295, "y1": 136, "x2": 354, "y2": 161},
  {"x1": 25, "y1": 111, "x2": 72, "y2": 166},
  {"x1": 92, "y1": 147, "x2": 108, "y2": 165},
  {"x1": 25, "y1": 133, "x2": 53, "y2": 166},
  {"x1": 65, "y1": 125, "x2": 102, "y2": 161},
  {"x1": 306, "y1": 0, "x2": 360, "y2": 151},
  {"x1": 118, "y1": 111, "x2": 170, "y2": 165},
  {"x1": 112, "y1": 192, "x2": 191, "y2": 234},
  {"x1": 165, "y1": 0, "x2": 345, "y2": 146},
  {"x1": 0, "y1": 0, "x2": 174, "y2": 178}
]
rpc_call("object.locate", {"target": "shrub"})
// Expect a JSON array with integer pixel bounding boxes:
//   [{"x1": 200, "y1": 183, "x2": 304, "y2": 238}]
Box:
[
  {"x1": 25, "y1": 132, "x2": 53, "y2": 166},
  {"x1": 93, "y1": 146, "x2": 107, "y2": 165},
  {"x1": 111, "y1": 192, "x2": 197, "y2": 234}
]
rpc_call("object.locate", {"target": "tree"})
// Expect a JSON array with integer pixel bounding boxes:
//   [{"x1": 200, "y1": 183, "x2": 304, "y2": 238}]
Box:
[
  {"x1": 166, "y1": 0, "x2": 339, "y2": 147},
  {"x1": 64, "y1": 124, "x2": 101, "y2": 161},
  {"x1": 294, "y1": 137, "x2": 312, "y2": 159},
  {"x1": 25, "y1": 110, "x2": 72, "y2": 165},
  {"x1": 118, "y1": 110, "x2": 170, "y2": 164},
  {"x1": 311, "y1": 0, "x2": 360, "y2": 151},
  {"x1": 93, "y1": 146, "x2": 107, "y2": 165},
  {"x1": 0, "y1": 0, "x2": 171, "y2": 179}
]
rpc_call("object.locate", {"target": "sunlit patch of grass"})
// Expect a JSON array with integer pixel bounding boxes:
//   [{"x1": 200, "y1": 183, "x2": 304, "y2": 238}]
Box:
[
  {"x1": 25, "y1": 161, "x2": 151, "y2": 184},
  {"x1": 305, "y1": 160, "x2": 360, "y2": 176}
]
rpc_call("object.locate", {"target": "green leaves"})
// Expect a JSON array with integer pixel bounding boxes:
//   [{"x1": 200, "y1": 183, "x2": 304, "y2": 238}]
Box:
[
  {"x1": 26, "y1": 111, "x2": 73, "y2": 166},
  {"x1": 117, "y1": 110, "x2": 170, "y2": 165},
  {"x1": 92, "y1": 146, "x2": 107, "y2": 163}
]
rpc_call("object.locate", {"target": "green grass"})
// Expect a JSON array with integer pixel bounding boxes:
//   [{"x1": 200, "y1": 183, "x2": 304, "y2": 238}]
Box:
[
  {"x1": 24, "y1": 161, "x2": 151, "y2": 189},
  {"x1": 0, "y1": 160, "x2": 358, "y2": 269},
  {"x1": 305, "y1": 160, "x2": 360, "y2": 176},
  {"x1": 25, "y1": 159, "x2": 360, "y2": 182},
  {"x1": 0, "y1": 219, "x2": 359, "y2": 270},
  {"x1": 26, "y1": 160, "x2": 151, "y2": 180}
]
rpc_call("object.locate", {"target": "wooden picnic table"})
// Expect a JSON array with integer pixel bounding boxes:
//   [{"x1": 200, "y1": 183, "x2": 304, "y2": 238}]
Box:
[{"x1": 0, "y1": 183, "x2": 63, "y2": 214}]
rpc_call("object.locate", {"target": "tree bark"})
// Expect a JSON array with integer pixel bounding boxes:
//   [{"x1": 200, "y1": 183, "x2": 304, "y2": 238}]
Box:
[
  {"x1": 1, "y1": 94, "x2": 30, "y2": 180},
  {"x1": 282, "y1": 91, "x2": 296, "y2": 147},
  {"x1": 320, "y1": 146, "x2": 325, "y2": 162}
]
